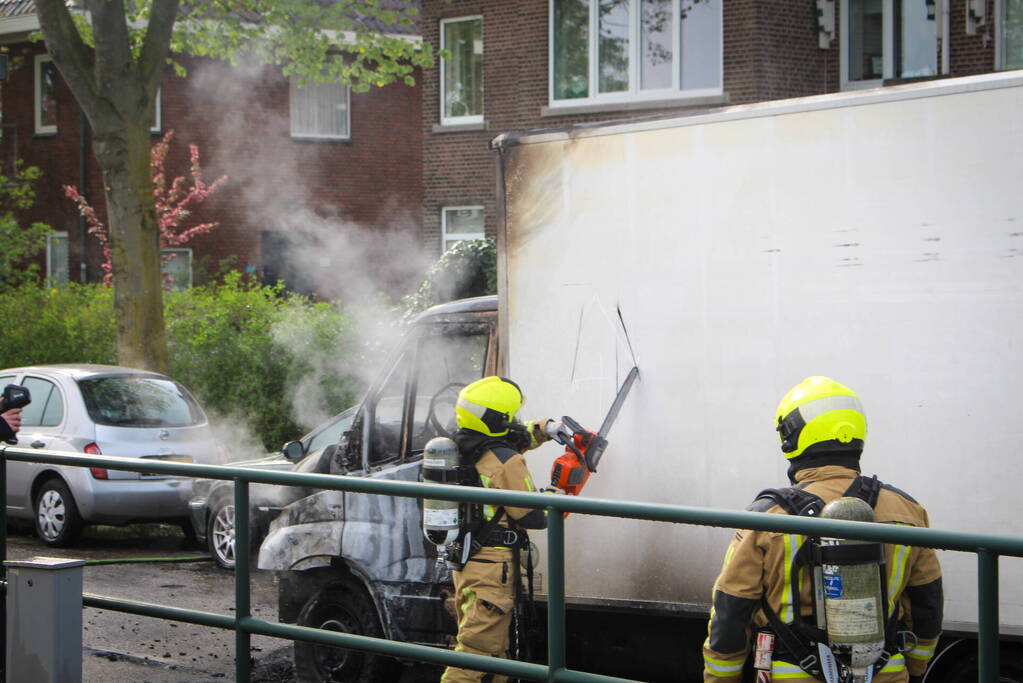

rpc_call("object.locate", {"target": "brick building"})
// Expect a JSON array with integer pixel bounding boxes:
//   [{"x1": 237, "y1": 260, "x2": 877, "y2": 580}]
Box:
[
  {"x1": 0, "y1": 2, "x2": 423, "y2": 300},
  {"x1": 420, "y1": 0, "x2": 1018, "y2": 254}
]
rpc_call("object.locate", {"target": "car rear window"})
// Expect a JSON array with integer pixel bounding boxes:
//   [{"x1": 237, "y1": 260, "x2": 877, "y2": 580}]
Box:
[{"x1": 78, "y1": 376, "x2": 205, "y2": 427}]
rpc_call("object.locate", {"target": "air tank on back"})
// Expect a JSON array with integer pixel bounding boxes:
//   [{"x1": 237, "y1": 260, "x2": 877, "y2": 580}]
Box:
[
  {"x1": 421, "y1": 437, "x2": 462, "y2": 548},
  {"x1": 818, "y1": 496, "x2": 887, "y2": 683}
]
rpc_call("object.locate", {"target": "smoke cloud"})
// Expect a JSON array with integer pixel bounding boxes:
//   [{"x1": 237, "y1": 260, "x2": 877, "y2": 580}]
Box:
[{"x1": 182, "y1": 57, "x2": 430, "y2": 448}]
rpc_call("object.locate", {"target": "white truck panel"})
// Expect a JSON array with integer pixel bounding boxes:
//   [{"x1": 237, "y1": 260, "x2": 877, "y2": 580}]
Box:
[{"x1": 496, "y1": 72, "x2": 1023, "y2": 630}]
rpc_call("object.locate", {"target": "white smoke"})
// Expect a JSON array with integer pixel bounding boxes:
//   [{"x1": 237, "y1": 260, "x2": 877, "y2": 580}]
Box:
[{"x1": 185, "y1": 57, "x2": 430, "y2": 435}]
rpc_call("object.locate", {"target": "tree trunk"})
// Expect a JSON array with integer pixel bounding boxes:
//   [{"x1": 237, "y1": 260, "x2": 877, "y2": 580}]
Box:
[
  {"x1": 93, "y1": 121, "x2": 169, "y2": 373},
  {"x1": 35, "y1": 0, "x2": 178, "y2": 374}
]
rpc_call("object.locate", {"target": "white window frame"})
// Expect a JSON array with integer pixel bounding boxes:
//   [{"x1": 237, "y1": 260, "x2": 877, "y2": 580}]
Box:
[
  {"x1": 46, "y1": 231, "x2": 69, "y2": 286},
  {"x1": 547, "y1": 0, "x2": 723, "y2": 109},
  {"x1": 841, "y1": 0, "x2": 939, "y2": 90},
  {"x1": 289, "y1": 76, "x2": 351, "y2": 141},
  {"x1": 160, "y1": 247, "x2": 193, "y2": 290},
  {"x1": 441, "y1": 206, "x2": 485, "y2": 251},
  {"x1": 34, "y1": 54, "x2": 58, "y2": 135},
  {"x1": 440, "y1": 15, "x2": 484, "y2": 126}
]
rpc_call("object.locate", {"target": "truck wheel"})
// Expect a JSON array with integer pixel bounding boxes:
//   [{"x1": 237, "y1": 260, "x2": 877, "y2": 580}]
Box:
[
  {"x1": 294, "y1": 578, "x2": 399, "y2": 682},
  {"x1": 207, "y1": 497, "x2": 237, "y2": 570},
  {"x1": 930, "y1": 642, "x2": 1023, "y2": 682},
  {"x1": 34, "y1": 478, "x2": 83, "y2": 547}
]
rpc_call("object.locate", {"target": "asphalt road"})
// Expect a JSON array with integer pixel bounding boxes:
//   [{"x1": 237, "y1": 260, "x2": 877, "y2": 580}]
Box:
[
  {"x1": 4, "y1": 521, "x2": 294, "y2": 682},
  {"x1": 4, "y1": 521, "x2": 444, "y2": 682}
]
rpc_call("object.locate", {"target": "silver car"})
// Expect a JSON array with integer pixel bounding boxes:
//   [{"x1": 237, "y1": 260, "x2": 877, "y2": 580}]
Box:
[{"x1": 0, "y1": 364, "x2": 218, "y2": 547}]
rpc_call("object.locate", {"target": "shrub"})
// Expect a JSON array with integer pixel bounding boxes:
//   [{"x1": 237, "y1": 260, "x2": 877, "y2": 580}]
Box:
[
  {"x1": 0, "y1": 275, "x2": 364, "y2": 450},
  {"x1": 165, "y1": 272, "x2": 362, "y2": 449},
  {"x1": 0, "y1": 284, "x2": 116, "y2": 367}
]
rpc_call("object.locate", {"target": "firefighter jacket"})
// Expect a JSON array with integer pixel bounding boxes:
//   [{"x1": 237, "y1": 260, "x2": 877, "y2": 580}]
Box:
[
  {"x1": 452, "y1": 419, "x2": 552, "y2": 532},
  {"x1": 703, "y1": 465, "x2": 943, "y2": 682}
]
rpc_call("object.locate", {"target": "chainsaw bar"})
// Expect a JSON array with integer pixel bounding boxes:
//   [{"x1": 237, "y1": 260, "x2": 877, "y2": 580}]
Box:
[{"x1": 587, "y1": 365, "x2": 639, "y2": 472}]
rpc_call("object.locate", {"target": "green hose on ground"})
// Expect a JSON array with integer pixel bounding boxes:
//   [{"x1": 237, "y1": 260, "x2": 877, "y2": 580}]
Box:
[{"x1": 83, "y1": 555, "x2": 213, "y2": 565}]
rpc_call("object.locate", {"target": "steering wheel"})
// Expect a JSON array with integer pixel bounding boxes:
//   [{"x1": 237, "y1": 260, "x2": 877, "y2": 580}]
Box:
[{"x1": 421, "y1": 381, "x2": 466, "y2": 439}]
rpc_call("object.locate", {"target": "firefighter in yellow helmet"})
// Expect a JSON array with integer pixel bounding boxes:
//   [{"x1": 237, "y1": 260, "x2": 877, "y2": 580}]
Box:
[
  {"x1": 441, "y1": 376, "x2": 559, "y2": 683},
  {"x1": 703, "y1": 377, "x2": 943, "y2": 682}
]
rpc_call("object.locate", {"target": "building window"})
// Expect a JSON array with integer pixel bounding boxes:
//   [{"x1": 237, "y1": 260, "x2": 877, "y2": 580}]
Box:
[
  {"x1": 842, "y1": 0, "x2": 937, "y2": 89},
  {"x1": 1001, "y1": 0, "x2": 1023, "y2": 70},
  {"x1": 151, "y1": 88, "x2": 162, "y2": 134},
  {"x1": 161, "y1": 248, "x2": 192, "y2": 291},
  {"x1": 441, "y1": 16, "x2": 483, "y2": 124},
  {"x1": 290, "y1": 76, "x2": 350, "y2": 140},
  {"x1": 549, "y1": 0, "x2": 722, "y2": 106},
  {"x1": 35, "y1": 55, "x2": 58, "y2": 135},
  {"x1": 442, "y1": 206, "x2": 485, "y2": 251},
  {"x1": 46, "y1": 232, "x2": 68, "y2": 286}
]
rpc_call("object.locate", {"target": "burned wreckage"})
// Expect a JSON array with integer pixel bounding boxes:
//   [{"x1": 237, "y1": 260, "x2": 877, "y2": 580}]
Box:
[{"x1": 258, "y1": 296, "x2": 500, "y2": 680}]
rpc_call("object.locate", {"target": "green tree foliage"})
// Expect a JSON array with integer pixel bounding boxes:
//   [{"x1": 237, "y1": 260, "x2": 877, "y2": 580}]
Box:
[
  {"x1": 0, "y1": 164, "x2": 52, "y2": 292},
  {"x1": 400, "y1": 237, "x2": 496, "y2": 323}
]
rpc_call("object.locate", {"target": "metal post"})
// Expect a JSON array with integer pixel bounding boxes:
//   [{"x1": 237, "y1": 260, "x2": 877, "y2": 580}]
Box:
[
  {"x1": 547, "y1": 510, "x2": 565, "y2": 681},
  {"x1": 4, "y1": 557, "x2": 85, "y2": 682},
  {"x1": 235, "y1": 479, "x2": 250, "y2": 683},
  {"x1": 978, "y1": 550, "x2": 1000, "y2": 682}
]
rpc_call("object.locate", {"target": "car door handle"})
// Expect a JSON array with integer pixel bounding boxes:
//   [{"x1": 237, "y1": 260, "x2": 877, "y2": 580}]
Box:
[{"x1": 30, "y1": 440, "x2": 45, "y2": 449}]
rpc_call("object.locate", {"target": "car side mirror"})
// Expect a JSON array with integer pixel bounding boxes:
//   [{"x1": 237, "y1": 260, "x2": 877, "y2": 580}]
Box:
[{"x1": 282, "y1": 440, "x2": 305, "y2": 462}]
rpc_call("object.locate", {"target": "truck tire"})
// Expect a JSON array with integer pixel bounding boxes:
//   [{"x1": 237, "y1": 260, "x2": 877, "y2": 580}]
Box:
[
  {"x1": 927, "y1": 641, "x2": 1023, "y2": 682},
  {"x1": 294, "y1": 577, "x2": 399, "y2": 682},
  {"x1": 34, "y1": 477, "x2": 83, "y2": 547}
]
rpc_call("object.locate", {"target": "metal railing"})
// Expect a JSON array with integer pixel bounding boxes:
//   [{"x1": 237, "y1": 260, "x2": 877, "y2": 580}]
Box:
[{"x1": 2, "y1": 444, "x2": 1021, "y2": 682}]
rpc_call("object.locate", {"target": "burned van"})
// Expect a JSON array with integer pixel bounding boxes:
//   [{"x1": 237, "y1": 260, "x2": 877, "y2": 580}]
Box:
[{"x1": 257, "y1": 295, "x2": 498, "y2": 681}]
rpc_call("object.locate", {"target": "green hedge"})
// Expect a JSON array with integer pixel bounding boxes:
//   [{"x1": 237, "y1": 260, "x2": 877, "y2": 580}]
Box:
[
  {"x1": 0, "y1": 274, "x2": 362, "y2": 450},
  {"x1": 0, "y1": 241, "x2": 495, "y2": 452}
]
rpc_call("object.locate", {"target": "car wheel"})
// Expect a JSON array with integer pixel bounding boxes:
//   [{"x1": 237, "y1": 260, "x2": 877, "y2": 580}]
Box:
[
  {"x1": 207, "y1": 498, "x2": 237, "y2": 570},
  {"x1": 34, "y1": 478, "x2": 83, "y2": 548},
  {"x1": 294, "y1": 577, "x2": 400, "y2": 683}
]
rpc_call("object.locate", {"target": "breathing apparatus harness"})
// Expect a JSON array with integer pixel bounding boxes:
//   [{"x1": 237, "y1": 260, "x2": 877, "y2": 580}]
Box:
[
  {"x1": 426, "y1": 425, "x2": 537, "y2": 662},
  {"x1": 753, "y1": 474, "x2": 915, "y2": 682}
]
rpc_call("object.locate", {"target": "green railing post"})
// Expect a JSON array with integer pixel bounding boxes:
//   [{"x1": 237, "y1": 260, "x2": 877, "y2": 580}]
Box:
[
  {"x1": 235, "y1": 479, "x2": 250, "y2": 683},
  {"x1": 547, "y1": 509, "x2": 565, "y2": 681},
  {"x1": 1, "y1": 451, "x2": 6, "y2": 677},
  {"x1": 978, "y1": 550, "x2": 1000, "y2": 682}
]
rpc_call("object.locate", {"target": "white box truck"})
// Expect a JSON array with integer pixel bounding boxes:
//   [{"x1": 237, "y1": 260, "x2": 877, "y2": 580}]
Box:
[
  {"x1": 261, "y1": 71, "x2": 1023, "y2": 681},
  {"x1": 492, "y1": 70, "x2": 1023, "y2": 680}
]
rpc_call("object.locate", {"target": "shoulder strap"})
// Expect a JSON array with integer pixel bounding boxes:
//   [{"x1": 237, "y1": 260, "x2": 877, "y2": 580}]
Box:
[
  {"x1": 842, "y1": 474, "x2": 882, "y2": 508},
  {"x1": 752, "y1": 486, "x2": 826, "y2": 517}
]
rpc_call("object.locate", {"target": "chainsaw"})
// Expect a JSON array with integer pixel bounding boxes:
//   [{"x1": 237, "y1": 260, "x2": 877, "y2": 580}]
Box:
[{"x1": 549, "y1": 366, "x2": 639, "y2": 497}]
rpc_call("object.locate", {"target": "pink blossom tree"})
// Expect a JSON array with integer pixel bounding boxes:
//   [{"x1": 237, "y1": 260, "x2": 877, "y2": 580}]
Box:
[{"x1": 64, "y1": 131, "x2": 227, "y2": 288}]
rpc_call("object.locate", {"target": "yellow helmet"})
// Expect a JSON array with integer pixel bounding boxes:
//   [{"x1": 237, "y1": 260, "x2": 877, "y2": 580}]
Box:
[
  {"x1": 775, "y1": 376, "x2": 866, "y2": 459},
  {"x1": 456, "y1": 376, "x2": 524, "y2": 437}
]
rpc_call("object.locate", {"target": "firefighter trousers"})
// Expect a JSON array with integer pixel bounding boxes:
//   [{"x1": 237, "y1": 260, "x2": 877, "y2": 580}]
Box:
[{"x1": 440, "y1": 547, "x2": 516, "y2": 683}]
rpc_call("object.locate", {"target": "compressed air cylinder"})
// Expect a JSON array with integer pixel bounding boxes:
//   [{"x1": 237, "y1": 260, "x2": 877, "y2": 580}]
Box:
[
  {"x1": 819, "y1": 496, "x2": 886, "y2": 681},
  {"x1": 421, "y1": 437, "x2": 462, "y2": 548}
]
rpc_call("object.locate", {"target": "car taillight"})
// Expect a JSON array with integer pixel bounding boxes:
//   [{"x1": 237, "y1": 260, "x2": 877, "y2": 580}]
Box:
[{"x1": 85, "y1": 443, "x2": 107, "y2": 479}]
